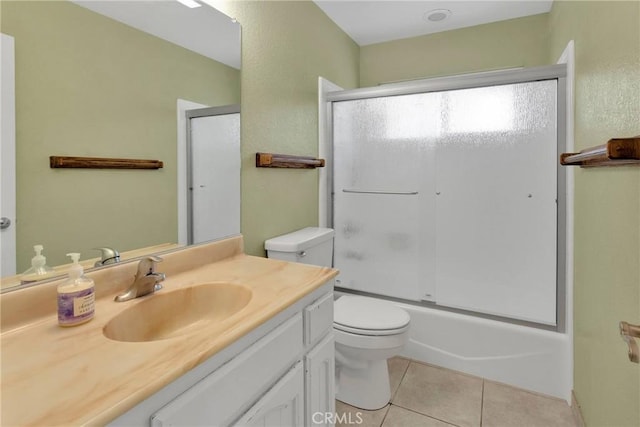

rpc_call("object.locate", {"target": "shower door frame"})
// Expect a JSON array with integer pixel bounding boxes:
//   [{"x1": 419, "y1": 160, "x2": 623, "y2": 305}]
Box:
[
  {"x1": 324, "y1": 64, "x2": 567, "y2": 332},
  {"x1": 185, "y1": 104, "x2": 241, "y2": 245}
]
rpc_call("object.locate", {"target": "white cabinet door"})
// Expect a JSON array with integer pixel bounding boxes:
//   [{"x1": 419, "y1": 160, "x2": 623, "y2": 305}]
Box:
[
  {"x1": 305, "y1": 334, "x2": 335, "y2": 427},
  {"x1": 234, "y1": 362, "x2": 304, "y2": 427},
  {"x1": 304, "y1": 293, "x2": 333, "y2": 347},
  {"x1": 150, "y1": 314, "x2": 303, "y2": 427}
]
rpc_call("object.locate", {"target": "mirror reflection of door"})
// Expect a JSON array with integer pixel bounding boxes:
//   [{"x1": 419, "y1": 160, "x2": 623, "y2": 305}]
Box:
[
  {"x1": 1, "y1": 33, "x2": 17, "y2": 276},
  {"x1": 186, "y1": 106, "x2": 240, "y2": 245}
]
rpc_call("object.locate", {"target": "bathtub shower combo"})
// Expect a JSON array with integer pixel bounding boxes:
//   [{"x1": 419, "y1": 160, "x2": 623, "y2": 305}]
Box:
[{"x1": 323, "y1": 65, "x2": 572, "y2": 400}]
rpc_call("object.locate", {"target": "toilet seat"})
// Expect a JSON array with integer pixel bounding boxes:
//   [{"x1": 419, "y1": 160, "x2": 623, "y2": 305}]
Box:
[
  {"x1": 333, "y1": 322, "x2": 409, "y2": 336},
  {"x1": 334, "y1": 296, "x2": 410, "y2": 336}
]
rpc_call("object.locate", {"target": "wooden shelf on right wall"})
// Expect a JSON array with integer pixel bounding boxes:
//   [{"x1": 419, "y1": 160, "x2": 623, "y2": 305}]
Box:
[{"x1": 560, "y1": 136, "x2": 640, "y2": 167}]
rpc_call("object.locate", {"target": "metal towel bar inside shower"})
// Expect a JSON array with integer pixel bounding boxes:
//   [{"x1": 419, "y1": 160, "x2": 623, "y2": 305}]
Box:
[{"x1": 342, "y1": 189, "x2": 419, "y2": 195}]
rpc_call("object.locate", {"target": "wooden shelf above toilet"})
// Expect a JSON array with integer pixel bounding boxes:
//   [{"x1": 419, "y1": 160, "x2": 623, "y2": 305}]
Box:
[{"x1": 256, "y1": 152, "x2": 325, "y2": 169}]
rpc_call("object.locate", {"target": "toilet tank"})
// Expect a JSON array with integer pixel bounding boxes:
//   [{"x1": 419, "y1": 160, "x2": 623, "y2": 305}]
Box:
[{"x1": 265, "y1": 227, "x2": 334, "y2": 267}]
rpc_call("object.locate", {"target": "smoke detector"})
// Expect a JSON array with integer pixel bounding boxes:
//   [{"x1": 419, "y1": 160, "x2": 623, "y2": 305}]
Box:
[{"x1": 424, "y1": 9, "x2": 452, "y2": 22}]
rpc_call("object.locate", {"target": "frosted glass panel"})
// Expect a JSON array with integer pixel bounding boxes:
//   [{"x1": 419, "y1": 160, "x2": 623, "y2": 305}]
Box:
[
  {"x1": 191, "y1": 113, "x2": 240, "y2": 244},
  {"x1": 333, "y1": 95, "x2": 437, "y2": 301},
  {"x1": 332, "y1": 80, "x2": 558, "y2": 324},
  {"x1": 434, "y1": 81, "x2": 558, "y2": 324},
  {"x1": 446, "y1": 85, "x2": 515, "y2": 133}
]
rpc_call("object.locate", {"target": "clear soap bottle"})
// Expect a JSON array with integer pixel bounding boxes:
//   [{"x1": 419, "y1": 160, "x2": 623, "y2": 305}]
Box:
[
  {"x1": 57, "y1": 253, "x2": 95, "y2": 327},
  {"x1": 20, "y1": 244, "x2": 56, "y2": 283}
]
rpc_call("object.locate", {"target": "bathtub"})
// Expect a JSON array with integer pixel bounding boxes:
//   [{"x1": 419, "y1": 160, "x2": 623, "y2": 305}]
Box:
[
  {"x1": 396, "y1": 301, "x2": 572, "y2": 401},
  {"x1": 336, "y1": 291, "x2": 572, "y2": 402}
]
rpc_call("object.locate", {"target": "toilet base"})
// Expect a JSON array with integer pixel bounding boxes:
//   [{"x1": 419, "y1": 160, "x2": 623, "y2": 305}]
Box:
[{"x1": 336, "y1": 359, "x2": 390, "y2": 410}]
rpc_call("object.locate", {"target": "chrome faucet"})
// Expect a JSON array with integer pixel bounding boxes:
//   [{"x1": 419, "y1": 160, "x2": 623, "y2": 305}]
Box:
[
  {"x1": 94, "y1": 247, "x2": 121, "y2": 267},
  {"x1": 114, "y1": 256, "x2": 165, "y2": 302}
]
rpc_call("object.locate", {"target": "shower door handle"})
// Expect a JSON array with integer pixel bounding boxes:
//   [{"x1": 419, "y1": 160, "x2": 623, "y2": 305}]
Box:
[{"x1": 342, "y1": 189, "x2": 419, "y2": 195}]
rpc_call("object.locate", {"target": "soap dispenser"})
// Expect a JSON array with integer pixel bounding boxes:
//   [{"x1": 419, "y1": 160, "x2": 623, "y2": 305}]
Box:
[
  {"x1": 57, "y1": 253, "x2": 95, "y2": 327},
  {"x1": 20, "y1": 244, "x2": 56, "y2": 283}
]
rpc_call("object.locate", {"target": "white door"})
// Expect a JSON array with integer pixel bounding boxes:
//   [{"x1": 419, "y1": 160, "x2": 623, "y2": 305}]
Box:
[
  {"x1": 188, "y1": 107, "x2": 240, "y2": 244},
  {"x1": 1, "y1": 33, "x2": 17, "y2": 277}
]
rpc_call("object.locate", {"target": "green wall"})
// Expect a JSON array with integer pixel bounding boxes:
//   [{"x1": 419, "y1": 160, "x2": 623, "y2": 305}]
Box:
[
  {"x1": 549, "y1": 2, "x2": 640, "y2": 426},
  {"x1": 5, "y1": 1, "x2": 637, "y2": 423},
  {"x1": 215, "y1": 0, "x2": 360, "y2": 256},
  {"x1": 1, "y1": 1, "x2": 240, "y2": 270},
  {"x1": 360, "y1": 3, "x2": 639, "y2": 424},
  {"x1": 221, "y1": 1, "x2": 638, "y2": 424},
  {"x1": 360, "y1": 13, "x2": 549, "y2": 86}
]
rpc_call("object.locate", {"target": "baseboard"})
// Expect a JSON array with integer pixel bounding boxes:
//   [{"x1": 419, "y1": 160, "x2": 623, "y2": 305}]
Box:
[{"x1": 572, "y1": 391, "x2": 585, "y2": 427}]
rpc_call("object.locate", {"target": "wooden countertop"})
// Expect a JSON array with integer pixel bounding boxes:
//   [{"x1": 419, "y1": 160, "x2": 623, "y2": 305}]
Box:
[{"x1": 0, "y1": 236, "x2": 338, "y2": 426}]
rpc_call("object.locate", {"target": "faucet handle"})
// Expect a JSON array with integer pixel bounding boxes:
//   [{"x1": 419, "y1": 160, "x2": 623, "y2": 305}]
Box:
[{"x1": 137, "y1": 256, "x2": 163, "y2": 276}]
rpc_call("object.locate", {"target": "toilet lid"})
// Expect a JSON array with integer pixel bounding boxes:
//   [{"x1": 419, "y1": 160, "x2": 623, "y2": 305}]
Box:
[{"x1": 334, "y1": 296, "x2": 410, "y2": 331}]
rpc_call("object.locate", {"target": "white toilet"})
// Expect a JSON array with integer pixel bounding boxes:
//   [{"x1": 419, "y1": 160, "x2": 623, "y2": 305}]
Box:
[{"x1": 265, "y1": 227, "x2": 410, "y2": 410}]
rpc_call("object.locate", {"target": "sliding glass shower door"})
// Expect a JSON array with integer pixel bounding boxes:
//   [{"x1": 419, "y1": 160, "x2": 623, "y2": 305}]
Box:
[
  {"x1": 333, "y1": 94, "x2": 439, "y2": 302},
  {"x1": 332, "y1": 79, "x2": 559, "y2": 325}
]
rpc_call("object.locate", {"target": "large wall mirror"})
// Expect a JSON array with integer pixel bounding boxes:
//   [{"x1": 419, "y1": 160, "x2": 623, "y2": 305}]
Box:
[{"x1": 0, "y1": 0, "x2": 241, "y2": 291}]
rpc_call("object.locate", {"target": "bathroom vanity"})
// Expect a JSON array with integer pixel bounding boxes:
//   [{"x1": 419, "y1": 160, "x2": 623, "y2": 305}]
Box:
[
  {"x1": 0, "y1": 236, "x2": 338, "y2": 426},
  {"x1": 113, "y1": 284, "x2": 335, "y2": 426}
]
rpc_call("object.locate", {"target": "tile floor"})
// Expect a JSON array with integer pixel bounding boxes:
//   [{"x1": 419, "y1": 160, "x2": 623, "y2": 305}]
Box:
[{"x1": 336, "y1": 357, "x2": 577, "y2": 427}]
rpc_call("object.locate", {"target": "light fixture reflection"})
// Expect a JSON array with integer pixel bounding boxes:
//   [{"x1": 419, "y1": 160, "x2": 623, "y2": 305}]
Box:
[{"x1": 176, "y1": 0, "x2": 201, "y2": 9}]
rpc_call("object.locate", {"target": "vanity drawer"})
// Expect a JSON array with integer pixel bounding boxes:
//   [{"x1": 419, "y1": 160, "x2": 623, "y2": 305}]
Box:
[
  {"x1": 150, "y1": 313, "x2": 303, "y2": 427},
  {"x1": 304, "y1": 292, "x2": 333, "y2": 347}
]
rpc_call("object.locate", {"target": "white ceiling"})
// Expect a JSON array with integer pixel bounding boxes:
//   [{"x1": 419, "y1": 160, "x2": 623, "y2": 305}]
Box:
[
  {"x1": 313, "y1": 1, "x2": 554, "y2": 46},
  {"x1": 71, "y1": 1, "x2": 553, "y2": 68},
  {"x1": 71, "y1": 0, "x2": 241, "y2": 69}
]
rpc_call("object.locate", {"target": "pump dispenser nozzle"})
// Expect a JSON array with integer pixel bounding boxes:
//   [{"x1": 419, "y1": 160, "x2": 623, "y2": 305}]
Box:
[
  {"x1": 67, "y1": 253, "x2": 81, "y2": 263},
  {"x1": 32, "y1": 245, "x2": 47, "y2": 270},
  {"x1": 66, "y1": 253, "x2": 83, "y2": 280}
]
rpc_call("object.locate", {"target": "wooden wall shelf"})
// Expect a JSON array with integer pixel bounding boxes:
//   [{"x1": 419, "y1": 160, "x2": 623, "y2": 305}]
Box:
[
  {"x1": 256, "y1": 152, "x2": 325, "y2": 169},
  {"x1": 50, "y1": 156, "x2": 163, "y2": 169},
  {"x1": 560, "y1": 137, "x2": 640, "y2": 167}
]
